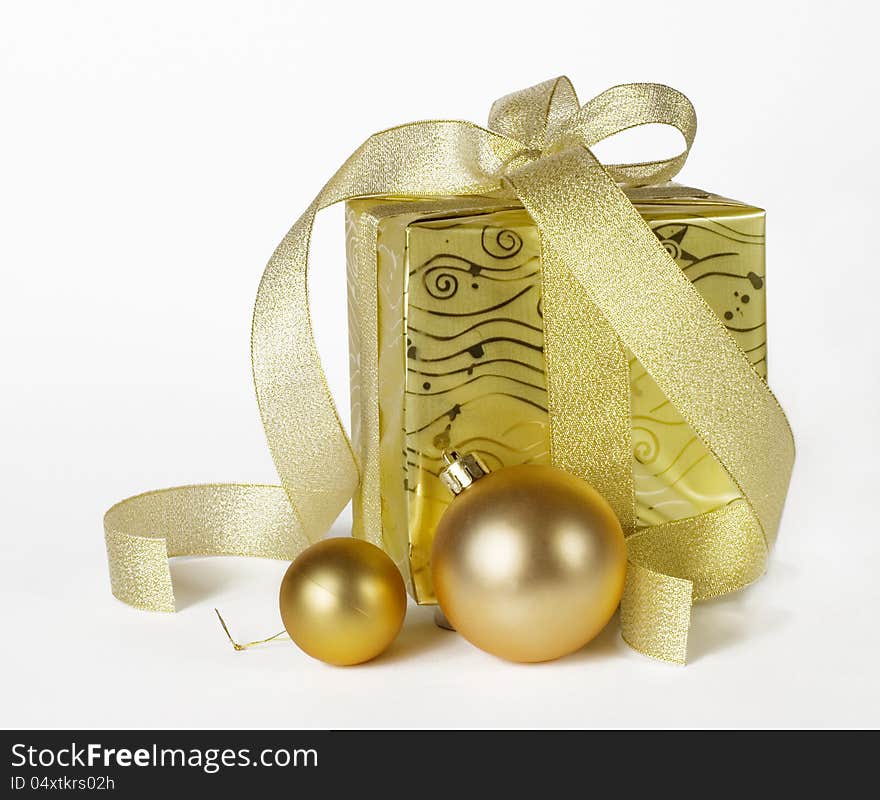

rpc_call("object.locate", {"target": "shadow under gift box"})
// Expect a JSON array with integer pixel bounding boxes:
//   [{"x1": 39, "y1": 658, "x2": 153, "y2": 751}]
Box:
[{"x1": 346, "y1": 185, "x2": 766, "y2": 604}]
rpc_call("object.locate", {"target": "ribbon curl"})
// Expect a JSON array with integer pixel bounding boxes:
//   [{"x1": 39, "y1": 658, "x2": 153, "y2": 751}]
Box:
[{"x1": 104, "y1": 78, "x2": 794, "y2": 663}]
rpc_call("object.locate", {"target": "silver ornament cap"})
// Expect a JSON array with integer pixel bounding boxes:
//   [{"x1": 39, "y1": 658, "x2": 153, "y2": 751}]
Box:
[{"x1": 439, "y1": 450, "x2": 490, "y2": 496}]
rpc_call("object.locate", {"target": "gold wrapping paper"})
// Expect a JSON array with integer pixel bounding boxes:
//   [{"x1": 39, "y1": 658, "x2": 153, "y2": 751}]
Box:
[
  {"x1": 349, "y1": 190, "x2": 765, "y2": 604},
  {"x1": 104, "y1": 78, "x2": 794, "y2": 664}
]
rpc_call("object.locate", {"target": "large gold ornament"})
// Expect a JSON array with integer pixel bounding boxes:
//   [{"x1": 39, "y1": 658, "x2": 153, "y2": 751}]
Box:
[
  {"x1": 431, "y1": 452, "x2": 627, "y2": 662},
  {"x1": 279, "y1": 538, "x2": 407, "y2": 666}
]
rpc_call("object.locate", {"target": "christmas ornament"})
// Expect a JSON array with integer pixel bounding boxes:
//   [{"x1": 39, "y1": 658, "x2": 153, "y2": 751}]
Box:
[
  {"x1": 431, "y1": 451, "x2": 627, "y2": 663},
  {"x1": 279, "y1": 538, "x2": 407, "y2": 666}
]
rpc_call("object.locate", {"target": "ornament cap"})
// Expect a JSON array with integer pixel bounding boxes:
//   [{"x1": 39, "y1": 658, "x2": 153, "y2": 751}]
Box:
[{"x1": 439, "y1": 450, "x2": 490, "y2": 496}]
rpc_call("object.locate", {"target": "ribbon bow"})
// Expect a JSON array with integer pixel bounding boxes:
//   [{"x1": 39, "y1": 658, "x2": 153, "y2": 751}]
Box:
[
  {"x1": 489, "y1": 79, "x2": 695, "y2": 185},
  {"x1": 104, "y1": 78, "x2": 794, "y2": 664}
]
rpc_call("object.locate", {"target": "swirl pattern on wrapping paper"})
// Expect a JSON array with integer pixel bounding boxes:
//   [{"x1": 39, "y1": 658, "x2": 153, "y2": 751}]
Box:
[
  {"x1": 653, "y1": 220, "x2": 767, "y2": 379},
  {"x1": 481, "y1": 225, "x2": 524, "y2": 259},
  {"x1": 423, "y1": 267, "x2": 460, "y2": 300},
  {"x1": 415, "y1": 249, "x2": 540, "y2": 303},
  {"x1": 634, "y1": 213, "x2": 766, "y2": 527},
  {"x1": 404, "y1": 217, "x2": 549, "y2": 501}
]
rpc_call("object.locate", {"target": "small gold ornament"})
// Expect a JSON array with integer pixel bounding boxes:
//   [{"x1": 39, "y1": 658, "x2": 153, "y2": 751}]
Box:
[
  {"x1": 431, "y1": 452, "x2": 627, "y2": 663},
  {"x1": 279, "y1": 538, "x2": 407, "y2": 666}
]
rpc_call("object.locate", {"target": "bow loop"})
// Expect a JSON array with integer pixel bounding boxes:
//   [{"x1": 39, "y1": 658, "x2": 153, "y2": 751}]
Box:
[
  {"x1": 488, "y1": 76, "x2": 580, "y2": 149},
  {"x1": 557, "y1": 83, "x2": 697, "y2": 185}
]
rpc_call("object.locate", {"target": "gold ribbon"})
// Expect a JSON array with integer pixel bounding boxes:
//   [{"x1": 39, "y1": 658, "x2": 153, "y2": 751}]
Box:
[{"x1": 104, "y1": 78, "x2": 794, "y2": 663}]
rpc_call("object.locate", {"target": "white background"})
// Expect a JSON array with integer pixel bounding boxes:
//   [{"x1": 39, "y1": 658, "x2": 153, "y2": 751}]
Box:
[{"x1": 2, "y1": 0, "x2": 878, "y2": 729}]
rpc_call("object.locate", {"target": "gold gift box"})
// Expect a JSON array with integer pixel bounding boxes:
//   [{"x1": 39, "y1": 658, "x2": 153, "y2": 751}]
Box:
[{"x1": 347, "y1": 187, "x2": 766, "y2": 603}]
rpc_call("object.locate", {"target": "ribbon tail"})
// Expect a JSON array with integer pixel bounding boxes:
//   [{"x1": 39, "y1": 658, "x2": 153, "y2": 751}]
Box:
[
  {"x1": 620, "y1": 500, "x2": 769, "y2": 662},
  {"x1": 104, "y1": 485, "x2": 304, "y2": 612},
  {"x1": 620, "y1": 559, "x2": 693, "y2": 664}
]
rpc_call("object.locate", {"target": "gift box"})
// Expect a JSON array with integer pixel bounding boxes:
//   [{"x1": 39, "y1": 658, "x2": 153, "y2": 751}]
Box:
[
  {"x1": 347, "y1": 186, "x2": 767, "y2": 602},
  {"x1": 106, "y1": 77, "x2": 793, "y2": 664}
]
